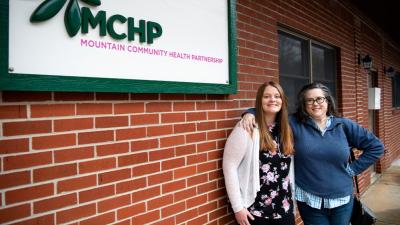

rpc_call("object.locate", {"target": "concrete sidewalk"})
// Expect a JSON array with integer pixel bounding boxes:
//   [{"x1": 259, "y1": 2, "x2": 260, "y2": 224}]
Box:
[{"x1": 362, "y1": 159, "x2": 400, "y2": 225}]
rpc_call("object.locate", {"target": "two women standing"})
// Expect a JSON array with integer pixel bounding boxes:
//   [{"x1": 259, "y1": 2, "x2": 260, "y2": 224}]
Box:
[{"x1": 224, "y1": 81, "x2": 384, "y2": 225}]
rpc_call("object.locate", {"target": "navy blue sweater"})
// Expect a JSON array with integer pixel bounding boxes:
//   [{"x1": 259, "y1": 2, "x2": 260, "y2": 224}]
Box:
[
  {"x1": 290, "y1": 116, "x2": 383, "y2": 198},
  {"x1": 245, "y1": 109, "x2": 384, "y2": 198}
]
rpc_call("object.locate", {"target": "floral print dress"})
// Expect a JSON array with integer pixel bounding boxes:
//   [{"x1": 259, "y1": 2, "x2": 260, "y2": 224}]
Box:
[{"x1": 248, "y1": 124, "x2": 293, "y2": 219}]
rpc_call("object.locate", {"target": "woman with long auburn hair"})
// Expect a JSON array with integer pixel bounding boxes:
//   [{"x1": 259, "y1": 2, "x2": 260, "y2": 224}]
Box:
[{"x1": 223, "y1": 81, "x2": 295, "y2": 225}]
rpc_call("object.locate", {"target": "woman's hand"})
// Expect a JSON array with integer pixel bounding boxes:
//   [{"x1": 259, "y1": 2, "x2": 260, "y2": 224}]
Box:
[
  {"x1": 240, "y1": 113, "x2": 256, "y2": 133},
  {"x1": 234, "y1": 208, "x2": 255, "y2": 225}
]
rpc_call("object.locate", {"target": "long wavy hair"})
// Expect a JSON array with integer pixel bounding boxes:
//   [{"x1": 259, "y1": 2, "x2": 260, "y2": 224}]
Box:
[
  {"x1": 294, "y1": 82, "x2": 339, "y2": 123},
  {"x1": 255, "y1": 81, "x2": 294, "y2": 155}
]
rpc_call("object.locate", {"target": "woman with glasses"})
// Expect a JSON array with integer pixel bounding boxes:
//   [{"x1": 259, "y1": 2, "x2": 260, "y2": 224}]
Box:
[{"x1": 241, "y1": 82, "x2": 384, "y2": 225}]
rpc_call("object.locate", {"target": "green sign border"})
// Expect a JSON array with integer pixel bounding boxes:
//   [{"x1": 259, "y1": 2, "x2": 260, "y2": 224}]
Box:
[{"x1": 0, "y1": 1, "x2": 237, "y2": 94}]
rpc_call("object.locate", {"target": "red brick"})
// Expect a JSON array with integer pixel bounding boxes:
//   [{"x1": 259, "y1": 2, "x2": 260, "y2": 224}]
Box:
[
  {"x1": 174, "y1": 123, "x2": 196, "y2": 133},
  {"x1": 2, "y1": 91, "x2": 51, "y2": 102},
  {"x1": 173, "y1": 102, "x2": 195, "y2": 111},
  {"x1": 176, "y1": 208, "x2": 198, "y2": 224},
  {"x1": 187, "y1": 215, "x2": 208, "y2": 225},
  {"x1": 79, "y1": 158, "x2": 116, "y2": 174},
  {"x1": 146, "y1": 102, "x2": 172, "y2": 112},
  {"x1": 198, "y1": 201, "x2": 218, "y2": 215},
  {"x1": 148, "y1": 194, "x2": 173, "y2": 210},
  {"x1": 174, "y1": 187, "x2": 197, "y2": 202},
  {"x1": 186, "y1": 112, "x2": 207, "y2": 121},
  {"x1": 54, "y1": 92, "x2": 94, "y2": 101},
  {"x1": 160, "y1": 135, "x2": 185, "y2": 148},
  {"x1": 162, "y1": 180, "x2": 186, "y2": 194},
  {"x1": 131, "y1": 138, "x2": 159, "y2": 151},
  {"x1": 149, "y1": 148, "x2": 174, "y2": 161},
  {"x1": 197, "y1": 161, "x2": 218, "y2": 173},
  {"x1": 32, "y1": 133, "x2": 76, "y2": 150},
  {"x1": 188, "y1": 153, "x2": 207, "y2": 165},
  {"x1": 196, "y1": 101, "x2": 216, "y2": 110},
  {"x1": 187, "y1": 174, "x2": 208, "y2": 187},
  {"x1": 0, "y1": 138, "x2": 29, "y2": 154},
  {"x1": 161, "y1": 113, "x2": 186, "y2": 123},
  {"x1": 216, "y1": 101, "x2": 239, "y2": 109},
  {"x1": 0, "y1": 105, "x2": 27, "y2": 119},
  {"x1": 98, "y1": 168, "x2": 131, "y2": 185},
  {"x1": 54, "y1": 146, "x2": 94, "y2": 163},
  {"x1": 147, "y1": 125, "x2": 173, "y2": 136},
  {"x1": 115, "y1": 127, "x2": 146, "y2": 141},
  {"x1": 79, "y1": 185, "x2": 114, "y2": 203},
  {"x1": 187, "y1": 194, "x2": 208, "y2": 208},
  {"x1": 197, "y1": 121, "x2": 217, "y2": 130},
  {"x1": 208, "y1": 111, "x2": 226, "y2": 120},
  {"x1": 131, "y1": 114, "x2": 159, "y2": 125},
  {"x1": 207, "y1": 130, "x2": 227, "y2": 140},
  {"x1": 98, "y1": 194, "x2": 131, "y2": 213},
  {"x1": 132, "y1": 162, "x2": 160, "y2": 176},
  {"x1": 3, "y1": 120, "x2": 51, "y2": 136},
  {"x1": 76, "y1": 103, "x2": 112, "y2": 115},
  {"x1": 54, "y1": 118, "x2": 93, "y2": 132},
  {"x1": 56, "y1": 203, "x2": 96, "y2": 224},
  {"x1": 117, "y1": 202, "x2": 145, "y2": 220},
  {"x1": 78, "y1": 130, "x2": 114, "y2": 144},
  {"x1": 0, "y1": 204, "x2": 31, "y2": 224},
  {"x1": 208, "y1": 188, "x2": 225, "y2": 201},
  {"x1": 96, "y1": 142, "x2": 129, "y2": 156},
  {"x1": 33, "y1": 163, "x2": 77, "y2": 182},
  {"x1": 197, "y1": 181, "x2": 217, "y2": 194},
  {"x1": 0, "y1": 171, "x2": 30, "y2": 189},
  {"x1": 112, "y1": 219, "x2": 131, "y2": 225},
  {"x1": 114, "y1": 103, "x2": 144, "y2": 114},
  {"x1": 186, "y1": 132, "x2": 207, "y2": 143},
  {"x1": 217, "y1": 119, "x2": 236, "y2": 129},
  {"x1": 152, "y1": 217, "x2": 175, "y2": 225},
  {"x1": 57, "y1": 175, "x2": 97, "y2": 193},
  {"x1": 9, "y1": 214, "x2": 54, "y2": 225},
  {"x1": 95, "y1": 116, "x2": 129, "y2": 128},
  {"x1": 162, "y1": 201, "x2": 186, "y2": 217},
  {"x1": 118, "y1": 152, "x2": 148, "y2": 167},
  {"x1": 132, "y1": 186, "x2": 160, "y2": 203},
  {"x1": 197, "y1": 141, "x2": 217, "y2": 152},
  {"x1": 4, "y1": 152, "x2": 52, "y2": 170},
  {"x1": 209, "y1": 207, "x2": 227, "y2": 221},
  {"x1": 131, "y1": 210, "x2": 160, "y2": 225},
  {"x1": 161, "y1": 157, "x2": 185, "y2": 170},
  {"x1": 174, "y1": 165, "x2": 197, "y2": 179},
  {"x1": 80, "y1": 212, "x2": 115, "y2": 225},
  {"x1": 34, "y1": 193, "x2": 77, "y2": 213},
  {"x1": 148, "y1": 171, "x2": 173, "y2": 186},
  {"x1": 31, "y1": 104, "x2": 75, "y2": 118},
  {"x1": 6, "y1": 183, "x2": 54, "y2": 204},
  {"x1": 176, "y1": 144, "x2": 196, "y2": 156},
  {"x1": 116, "y1": 177, "x2": 146, "y2": 194}
]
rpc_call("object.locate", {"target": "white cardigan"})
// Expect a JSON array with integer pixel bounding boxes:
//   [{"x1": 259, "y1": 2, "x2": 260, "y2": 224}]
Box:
[{"x1": 223, "y1": 122, "x2": 295, "y2": 213}]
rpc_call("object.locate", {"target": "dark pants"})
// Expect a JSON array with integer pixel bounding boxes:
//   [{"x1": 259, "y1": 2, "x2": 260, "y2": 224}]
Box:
[
  {"x1": 249, "y1": 213, "x2": 295, "y2": 225},
  {"x1": 297, "y1": 197, "x2": 354, "y2": 225}
]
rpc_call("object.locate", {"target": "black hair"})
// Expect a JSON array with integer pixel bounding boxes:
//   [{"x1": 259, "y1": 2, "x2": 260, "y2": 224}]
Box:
[{"x1": 294, "y1": 82, "x2": 339, "y2": 122}]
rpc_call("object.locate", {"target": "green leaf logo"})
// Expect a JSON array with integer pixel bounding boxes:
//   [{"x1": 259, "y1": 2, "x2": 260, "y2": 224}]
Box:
[{"x1": 30, "y1": 0, "x2": 101, "y2": 37}]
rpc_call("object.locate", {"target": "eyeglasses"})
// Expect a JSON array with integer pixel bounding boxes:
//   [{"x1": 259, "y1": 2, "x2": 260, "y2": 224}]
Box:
[{"x1": 305, "y1": 96, "x2": 326, "y2": 105}]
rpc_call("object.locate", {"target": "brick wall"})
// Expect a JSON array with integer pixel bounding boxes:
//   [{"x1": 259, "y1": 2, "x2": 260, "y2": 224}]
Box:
[{"x1": 1, "y1": 0, "x2": 400, "y2": 224}]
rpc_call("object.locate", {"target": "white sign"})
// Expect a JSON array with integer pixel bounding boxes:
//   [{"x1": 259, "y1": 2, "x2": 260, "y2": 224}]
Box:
[{"x1": 9, "y1": 0, "x2": 230, "y2": 84}]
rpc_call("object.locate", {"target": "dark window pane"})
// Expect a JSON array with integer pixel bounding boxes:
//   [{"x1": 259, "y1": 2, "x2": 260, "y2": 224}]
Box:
[
  {"x1": 393, "y1": 72, "x2": 400, "y2": 107},
  {"x1": 279, "y1": 32, "x2": 309, "y2": 79},
  {"x1": 280, "y1": 76, "x2": 309, "y2": 113},
  {"x1": 312, "y1": 44, "x2": 336, "y2": 98}
]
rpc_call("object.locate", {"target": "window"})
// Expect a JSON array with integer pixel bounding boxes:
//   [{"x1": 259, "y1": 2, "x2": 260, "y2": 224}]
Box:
[
  {"x1": 278, "y1": 30, "x2": 337, "y2": 113},
  {"x1": 392, "y1": 72, "x2": 400, "y2": 107}
]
